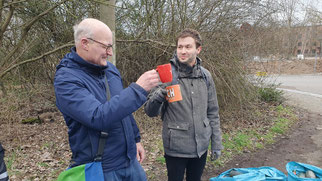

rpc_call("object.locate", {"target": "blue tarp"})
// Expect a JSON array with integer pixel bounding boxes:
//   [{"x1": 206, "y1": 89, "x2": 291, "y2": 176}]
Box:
[
  {"x1": 286, "y1": 162, "x2": 322, "y2": 181},
  {"x1": 210, "y1": 166, "x2": 287, "y2": 181}
]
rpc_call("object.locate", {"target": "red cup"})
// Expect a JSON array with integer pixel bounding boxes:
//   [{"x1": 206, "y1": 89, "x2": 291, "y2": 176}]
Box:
[{"x1": 156, "y1": 63, "x2": 172, "y2": 83}]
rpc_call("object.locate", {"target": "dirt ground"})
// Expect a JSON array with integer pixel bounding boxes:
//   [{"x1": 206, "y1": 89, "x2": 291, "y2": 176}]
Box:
[{"x1": 247, "y1": 58, "x2": 322, "y2": 75}]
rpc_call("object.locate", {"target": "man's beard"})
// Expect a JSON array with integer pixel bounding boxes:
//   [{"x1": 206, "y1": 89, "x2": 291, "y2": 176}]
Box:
[{"x1": 181, "y1": 56, "x2": 196, "y2": 66}]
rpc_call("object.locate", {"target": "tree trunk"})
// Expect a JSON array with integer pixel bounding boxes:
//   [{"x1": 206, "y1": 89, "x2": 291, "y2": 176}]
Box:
[{"x1": 100, "y1": 0, "x2": 116, "y2": 65}]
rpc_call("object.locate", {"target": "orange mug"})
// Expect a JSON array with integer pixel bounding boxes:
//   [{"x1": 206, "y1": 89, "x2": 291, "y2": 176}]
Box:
[
  {"x1": 156, "y1": 63, "x2": 172, "y2": 83},
  {"x1": 166, "y1": 84, "x2": 182, "y2": 103}
]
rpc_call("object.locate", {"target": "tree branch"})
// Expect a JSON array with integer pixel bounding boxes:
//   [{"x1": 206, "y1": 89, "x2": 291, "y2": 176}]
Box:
[
  {"x1": 0, "y1": 0, "x2": 14, "y2": 45},
  {"x1": 0, "y1": 0, "x2": 27, "y2": 10},
  {"x1": 1, "y1": 0, "x2": 69, "y2": 68},
  {"x1": 117, "y1": 38, "x2": 175, "y2": 48},
  {"x1": 0, "y1": 42, "x2": 74, "y2": 79},
  {"x1": 0, "y1": 0, "x2": 3, "y2": 25}
]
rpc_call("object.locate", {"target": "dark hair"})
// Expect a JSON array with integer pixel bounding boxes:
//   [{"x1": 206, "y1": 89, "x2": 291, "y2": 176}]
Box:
[{"x1": 176, "y1": 28, "x2": 202, "y2": 48}]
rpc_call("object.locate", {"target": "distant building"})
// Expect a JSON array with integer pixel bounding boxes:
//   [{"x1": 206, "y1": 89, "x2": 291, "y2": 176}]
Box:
[
  {"x1": 292, "y1": 25, "x2": 322, "y2": 57},
  {"x1": 239, "y1": 23, "x2": 322, "y2": 59}
]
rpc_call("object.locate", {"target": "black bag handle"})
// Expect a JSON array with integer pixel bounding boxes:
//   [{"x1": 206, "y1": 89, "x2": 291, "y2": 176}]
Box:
[
  {"x1": 94, "y1": 132, "x2": 108, "y2": 162},
  {"x1": 104, "y1": 75, "x2": 111, "y2": 100},
  {"x1": 94, "y1": 76, "x2": 111, "y2": 161}
]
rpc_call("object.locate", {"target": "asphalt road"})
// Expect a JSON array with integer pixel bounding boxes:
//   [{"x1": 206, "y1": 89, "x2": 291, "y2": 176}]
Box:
[{"x1": 264, "y1": 73, "x2": 322, "y2": 113}]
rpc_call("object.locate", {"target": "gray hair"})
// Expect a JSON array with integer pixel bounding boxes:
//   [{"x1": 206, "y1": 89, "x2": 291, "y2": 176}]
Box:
[{"x1": 73, "y1": 23, "x2": 94, "y2": 45}]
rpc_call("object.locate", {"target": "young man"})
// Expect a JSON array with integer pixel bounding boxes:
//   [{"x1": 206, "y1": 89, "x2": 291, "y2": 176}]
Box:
[
  {"x1": 54, "y1": 18, "x2": 160, "y2": 181},
  {"x1": 144, "y1": 29, "x2": 223, "y2": 181},
  {"x1": 0, "y1": 143, "x2": 9, "y2": 181}
]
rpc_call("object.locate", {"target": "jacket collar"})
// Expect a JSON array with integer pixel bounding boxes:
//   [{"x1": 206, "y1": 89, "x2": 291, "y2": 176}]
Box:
[{"x1": 57, "y1": 47, "x2": 108, "y2": 77}]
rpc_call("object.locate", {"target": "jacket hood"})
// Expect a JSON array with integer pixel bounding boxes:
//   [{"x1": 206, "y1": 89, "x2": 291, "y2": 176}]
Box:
[{"x1": 56, "y1": 47, "x2": 108, "y2": 76}]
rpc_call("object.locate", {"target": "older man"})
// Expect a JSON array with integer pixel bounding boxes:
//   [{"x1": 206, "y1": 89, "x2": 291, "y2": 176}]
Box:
[{"x1": 54, "y1": 18, "x2": 159, "y2": 181}]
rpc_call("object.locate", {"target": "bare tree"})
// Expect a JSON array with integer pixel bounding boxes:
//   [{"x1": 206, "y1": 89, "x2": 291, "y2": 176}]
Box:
[
  {"x1": 100, "y1": 0, "x2": 116, "y2": 65},
  {"x1": 0, "y1": 0, "x2": 101, "y2": 84}
]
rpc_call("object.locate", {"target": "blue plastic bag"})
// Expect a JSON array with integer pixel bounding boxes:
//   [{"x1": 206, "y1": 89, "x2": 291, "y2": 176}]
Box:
[
  {"x1": 210, "y1": 166, "x2": 287, "y2": 181},
  {"x1": 286, "y1": 162, "x2": 322, "y2": 181},
  {"x1": 57, "y1": 162, "x2": 105, "y2": 181}
]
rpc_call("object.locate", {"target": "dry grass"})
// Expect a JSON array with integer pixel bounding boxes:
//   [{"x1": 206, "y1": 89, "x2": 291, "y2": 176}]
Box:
[{"x1": 247, "y1": 58, "x2": 322, "y2": 75}]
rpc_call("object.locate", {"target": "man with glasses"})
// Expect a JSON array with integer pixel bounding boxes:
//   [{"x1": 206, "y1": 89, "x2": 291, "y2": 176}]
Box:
[
  {"x1": 54, "y1": 18, "x2": 159, "y2": 181},
  {"x1": 86, "y1": 38, "x2": 113, "y2": 56}
]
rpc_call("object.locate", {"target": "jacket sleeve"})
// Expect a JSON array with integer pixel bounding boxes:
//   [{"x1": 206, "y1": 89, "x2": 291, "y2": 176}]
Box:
[
  {"x1": 130, "y1": 114, "x2": 141, "y2": 143},
  {"x1": 54, "y1": 69, "x2": 148, "y2": 132},
  {"x1": 144, "y1": 86, "x2": 165, "y2": 117},
  {"x1": 206, "y1": 71, "x2": 224, "y2": 151},
  {"x1": 0, "y1": 143, "x2": 3, "y2": 152}
]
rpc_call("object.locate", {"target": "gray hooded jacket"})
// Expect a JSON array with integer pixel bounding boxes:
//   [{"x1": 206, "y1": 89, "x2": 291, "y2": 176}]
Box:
[{"x1": 144, "y1": 55, "x2": 223, "y2": 158}]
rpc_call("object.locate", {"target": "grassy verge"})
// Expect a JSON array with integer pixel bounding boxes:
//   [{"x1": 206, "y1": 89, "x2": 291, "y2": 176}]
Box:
[{"x1": 209, "y1": 104, "x2": 298, "y2": 168}]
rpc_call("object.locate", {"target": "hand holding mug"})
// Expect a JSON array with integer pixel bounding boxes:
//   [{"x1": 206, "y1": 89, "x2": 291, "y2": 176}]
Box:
[{"x1": 136, "y1": 70, "x2": 160, "y2": 91}]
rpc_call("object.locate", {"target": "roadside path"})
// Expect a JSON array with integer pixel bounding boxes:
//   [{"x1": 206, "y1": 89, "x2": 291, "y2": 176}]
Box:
[{"x1": 203, "y1": 74, "x2": 322, "y2": 180}]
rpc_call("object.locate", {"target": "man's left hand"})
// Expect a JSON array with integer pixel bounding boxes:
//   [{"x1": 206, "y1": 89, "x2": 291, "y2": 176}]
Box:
[
  {"x1": 136, "y1": 142, "x2": 145, "y2": 164},
  {"x1": 211, "y1": 150, "x2": 221, "y2": 161}
]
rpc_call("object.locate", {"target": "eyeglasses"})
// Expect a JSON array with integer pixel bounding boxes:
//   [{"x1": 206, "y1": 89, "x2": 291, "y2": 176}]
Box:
[{"x1": 87, "y1": 38, "x2": 113, "y2": 53}]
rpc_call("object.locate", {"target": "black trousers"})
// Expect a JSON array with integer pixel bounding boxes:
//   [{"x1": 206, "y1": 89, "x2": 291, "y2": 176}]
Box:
[
  {"x1": 164, "y1": 151, "x2": 207, "y2": 181},
  {"x1": 0, "y1": 143, "x2": 9, "y2": 181}
]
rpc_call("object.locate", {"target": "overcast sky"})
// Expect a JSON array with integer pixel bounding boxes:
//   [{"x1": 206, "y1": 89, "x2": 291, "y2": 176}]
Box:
[{"x1": 296, "y1": 0, "x2": 322, "y2": 21}]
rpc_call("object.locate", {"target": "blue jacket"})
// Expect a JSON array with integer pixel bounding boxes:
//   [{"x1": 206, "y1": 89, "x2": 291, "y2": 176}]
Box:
[{"x1": 54, "y1": 47, "x2": 148, "y2": 172}]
